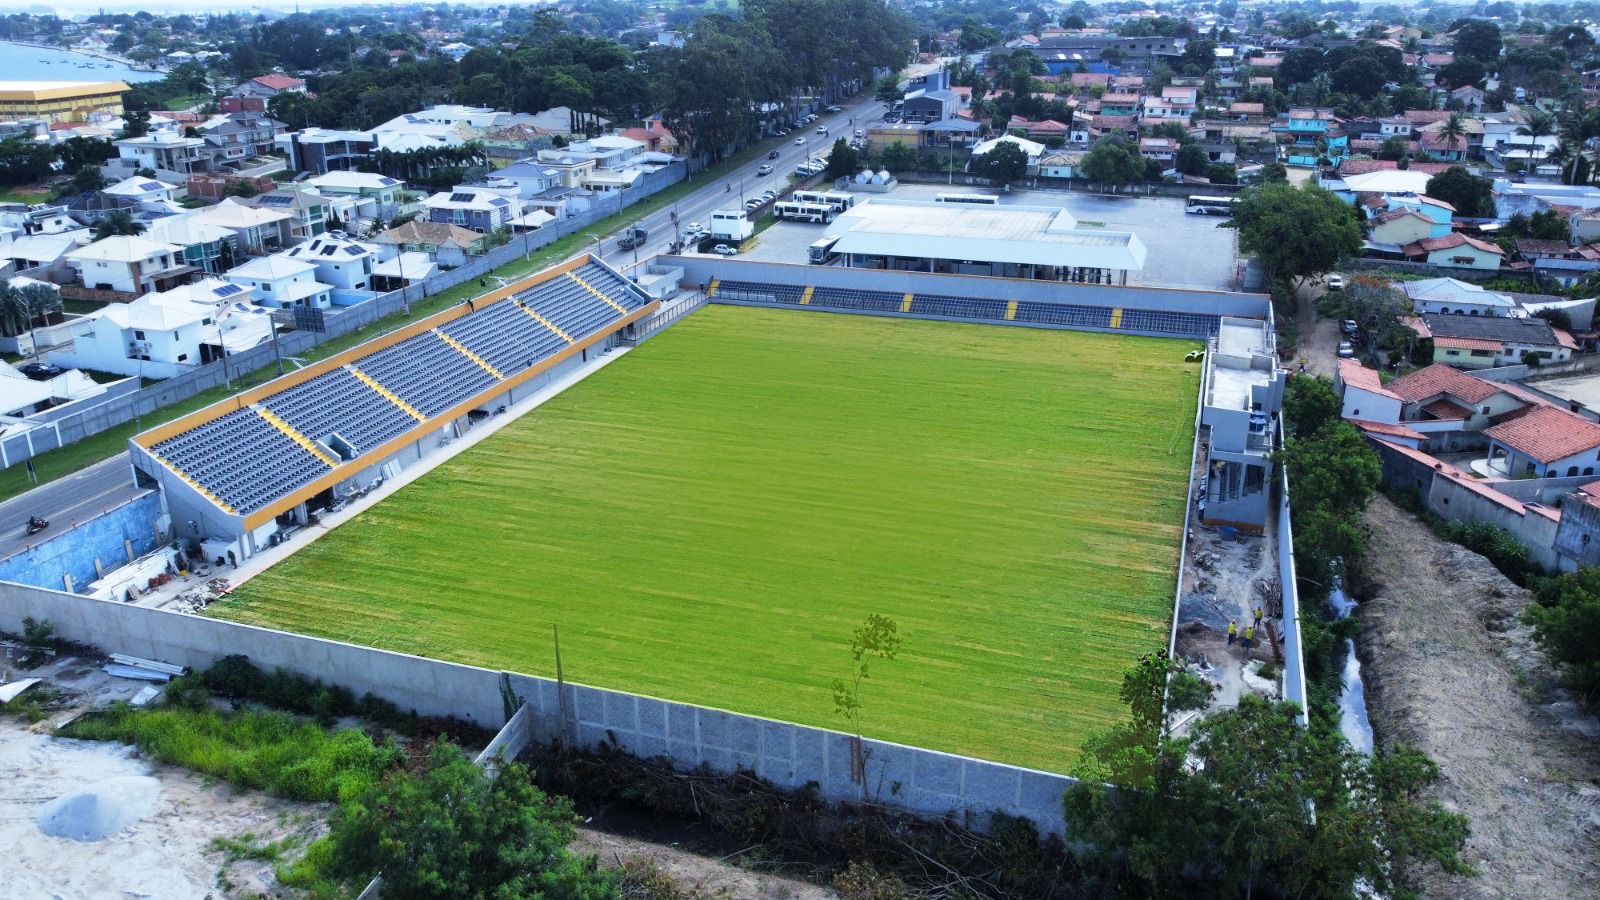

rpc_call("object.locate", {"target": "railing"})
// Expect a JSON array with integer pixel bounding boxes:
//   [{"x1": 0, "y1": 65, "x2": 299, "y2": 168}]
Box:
[{"x1": 626, "y1": 293, "x2": 705, "y2": 344}]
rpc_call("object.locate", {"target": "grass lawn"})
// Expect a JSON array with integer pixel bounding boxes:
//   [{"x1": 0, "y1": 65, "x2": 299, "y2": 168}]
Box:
[
  {"x1": 218, "y1": 306, "x2": 1199, "y2": 771},
  {"x1": 0, "y1": 188, "x2": 50, "y2": 204}
]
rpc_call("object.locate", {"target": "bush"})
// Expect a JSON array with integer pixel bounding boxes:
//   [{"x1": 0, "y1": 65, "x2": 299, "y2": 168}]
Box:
[
  {"x1": 1526, "y1": 569, "x2": 1600, "y2": 707},
  {"x1": 1438, "y1": 519, "x2": 1537, "y2": 584},
  {"x1": 201, "y1": 654, "x2": 445, "y2": 735}
]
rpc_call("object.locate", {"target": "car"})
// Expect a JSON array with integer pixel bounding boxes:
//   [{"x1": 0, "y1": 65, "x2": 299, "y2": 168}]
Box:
[
  {"x1": 760, "y1": 189, "x2": 776, "y2": 199},
  {"x1": 768, "y1": 149, "x2": 781, "y2": 159},
  {"x1": 1326, "y1": 273, "x2": 1344, "y2": 291},
  {"x1": 712, "y1": 243, "x2": 738, "y2": 256},
  {"x1": 1337, "y1": 341, "x2": 1355, "y2": 358},
  {"x1": 1342, "y1": 319, "x2": 1358, "y2": 336},
  {"x1": 854, "y1": 129, "x2": 864, "y2": 138},
  {"x1": 19, "y1": 362, "x2": 62, "y2": 381},
  {"x1": 816, "y1": 126, "x2": 828, "y2": 135},
  {"x1": 794, "y1": 137, "x2": 805, "y2": 145},
  {"x1": 777, "y1": 129, "x2": 788, "y2": 136},
  {"x1": 683, "y1": 221, "x2": 702, "y2": 233},
  {"x1": 826, "y1": 105, "x2": 842, "y2": 113},
  {"x1": 757, "y1": 164, "x2": 773, "y2": 175}
]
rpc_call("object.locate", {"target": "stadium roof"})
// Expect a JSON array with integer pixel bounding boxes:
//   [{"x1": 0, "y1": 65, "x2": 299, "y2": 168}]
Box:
[
  {"x1": 822, "y1": 201, "x2": 1146, "y2": 272},
  {"x1": 0, "y1": 80, "x2": 130, "y2": 101}
]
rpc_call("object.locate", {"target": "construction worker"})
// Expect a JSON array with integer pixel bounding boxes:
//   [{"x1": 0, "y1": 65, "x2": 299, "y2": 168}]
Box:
[
  {"x1": 1254, "y1": 606, "x2": 1264, "y2": 626},
  {"x1": 1243, "y1": 625, "x2": 1255, "y2": 650},
  {"x1": 1227, "y1": 620, "x2": 1237, "y2": 645}
]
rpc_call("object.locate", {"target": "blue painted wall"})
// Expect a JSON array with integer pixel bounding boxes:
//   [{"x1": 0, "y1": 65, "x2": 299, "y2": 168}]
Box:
[{"x1": 0, "y1": 492, "x2": 164, "y2": 591}]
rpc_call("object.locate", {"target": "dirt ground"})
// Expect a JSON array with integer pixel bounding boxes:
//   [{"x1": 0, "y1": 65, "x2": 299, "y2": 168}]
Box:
[
  {"x1": 1358, "y1": 496, "x2": 1600, "y2": 899},
  {"x1": 1292, "y1": 278, "x2": 1342, "y2": 379},
  {"x1": 575, "y1": 829, "x2": 833, "y2": 899}
]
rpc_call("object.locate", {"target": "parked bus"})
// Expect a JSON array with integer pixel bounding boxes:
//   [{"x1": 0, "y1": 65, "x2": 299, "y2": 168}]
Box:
[
  {"x1": 1185, "y1": 194, "x2": 1240, "y2": 216},
  {"x1": 793, "y1": 190, "x2": 858, "y2": 212},
  {"x1": 933, "y1": 192, "x2": 999, "y2": 205},
  {"x1": 809, "y1": 235, "x2": 841, "y2": 264},
  {"x1": 774, "y1": 201, "x2": 836, "y2": 223}
]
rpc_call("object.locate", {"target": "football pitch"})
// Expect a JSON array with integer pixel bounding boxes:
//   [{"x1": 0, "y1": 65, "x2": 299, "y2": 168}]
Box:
[{"x1": 217, "y1": 305, "x2": 1200, "y2": 771}]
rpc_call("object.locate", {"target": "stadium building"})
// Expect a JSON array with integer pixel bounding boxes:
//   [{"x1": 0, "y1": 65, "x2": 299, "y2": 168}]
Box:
[
  {"x1": 0, "y1": 81, "x2": 130, "y2": 124},
  {"x1": 818, "y1": 200, "x2": 1146, "y2": 285},
  {"x1": 128, "y1": 255, "x2": 654, "y2": 562}
]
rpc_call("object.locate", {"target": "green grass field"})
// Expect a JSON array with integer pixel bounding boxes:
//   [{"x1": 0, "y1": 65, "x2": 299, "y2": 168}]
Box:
[{"x1": 217, "y1": 306, "x2": 1200, "y2": 771}]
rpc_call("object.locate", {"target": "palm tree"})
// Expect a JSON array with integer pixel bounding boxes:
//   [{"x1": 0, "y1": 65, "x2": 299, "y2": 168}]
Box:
[
  {"x1": 1438, "y1": 112, "x2": 1467, "y2": 161},
  {"x1": 1517, "y1": 110, "x2": 1557, "y2": 168},
  {"x1": 93, "y1": 209, "x2": 144, "y2": 240},
  {"x1": 1559, "y1": 104, "x2": 1599, "y2": 185}
]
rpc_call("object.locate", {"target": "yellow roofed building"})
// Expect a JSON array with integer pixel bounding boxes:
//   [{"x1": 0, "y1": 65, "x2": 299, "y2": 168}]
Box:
[{"x1": 0, "y1": 80, "x2": 130, "y2": 124}]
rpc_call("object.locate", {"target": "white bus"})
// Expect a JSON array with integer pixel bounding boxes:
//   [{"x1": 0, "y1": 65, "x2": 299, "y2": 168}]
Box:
[
  {"x1": 792, "y1": 190, "x2": 857, "y2": 212},
  {"x1": 809, "y1": 235, "x2": 841, "y2": 264},
  {"x1": 1185, "y1": 194, "x2": 1240, "y2": 216},
  {"x1": 774, "y1": 201, "x2": 836, "y2": 223},
  {"x1": 934, "y1": 192, "x2": 999, "y2": 205}
]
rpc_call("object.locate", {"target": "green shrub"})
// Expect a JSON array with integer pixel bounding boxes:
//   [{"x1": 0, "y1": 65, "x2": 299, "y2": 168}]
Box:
[{"x1": 1439, "y1": 519, "x2": 1537, "y2": 584}]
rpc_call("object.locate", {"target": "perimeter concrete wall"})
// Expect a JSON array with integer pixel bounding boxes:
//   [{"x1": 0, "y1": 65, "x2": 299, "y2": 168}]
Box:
[
  {"x1": 0, "y1": 581, "x2": 1073, "y2": 835},
  {"x1": 0, "y1": 492, "x2": 165, "y2": 593}
]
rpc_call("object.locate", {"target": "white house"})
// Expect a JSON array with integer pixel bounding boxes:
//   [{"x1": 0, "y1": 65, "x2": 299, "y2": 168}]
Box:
[
  {"x1": 103, "y1": 176, "x2": 180, "y2": 205},
  {"x1": 969, "y1": 135, "x2": 1046, "y2": 171},
  {"x1": 281, "y1": 234, "x2": 378, "y2": 290},
  {"x1": 114, "y1": 131, "x2": 208, "y2": 175},
  {"x1": 422, "y1": 186, "x2": 517, "y2": 232},
  {"x1": 188, "y1": 200, "x2": 294, "y2": 255},
  {"x1": 1485, "y1": 405, "x2": 1600, "y2": 478},
  {"x1": 57, "y1": 278, "x2": 269, "y2": 377},
  {"x1": 305, "y1": 171, "x2": 406, "y2": 221},
  {"x1": 1403, "y1": 277, "x2": 1519, "y2": 317},
  {"x1": 66, "y1": 235, "x2": 189, "y2": 295},
  {"x1": 224, "y1": 256, "x2": 333, "y2": 309},
  {"x1": 1335, "y1": 358, "x2": 1405, "y2": 430}
]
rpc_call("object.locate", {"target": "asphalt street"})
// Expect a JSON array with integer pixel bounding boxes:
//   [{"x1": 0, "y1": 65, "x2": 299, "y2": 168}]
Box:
[{"x1": 0, "y1": 453, "x2": 146, "y2": 562}]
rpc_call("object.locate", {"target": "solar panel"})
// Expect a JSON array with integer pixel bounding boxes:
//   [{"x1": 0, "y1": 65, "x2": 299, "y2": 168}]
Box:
[
  {"x1": 449, "y1": 192, "x2": 475, "y2": 203},
  {"x1": 378, "y1": 177, "x2": 398, "y2": 186},
  {"x1": 213, "y1": 284, "x2": 243, "y2": 297},
  {"x1": 320, "y1": 245, "x2": 336, "y2": 256},
  {"x1": 489, "y1": 197, "x2": 510, "y2": 208},
  {"x1": 257, "y1": 195, "x2": 293, "y2": 206},
  {"x1": 343, "y1": 246, "x2": 364, "y2": 256},
  {"x1": 140, "y1": 181, "x2": 164, "y2": 190}
]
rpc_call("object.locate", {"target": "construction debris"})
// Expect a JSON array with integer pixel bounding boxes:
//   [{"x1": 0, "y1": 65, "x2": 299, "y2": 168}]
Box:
[{"x1": 0, "y1": 678, "x2": 41, "y2": 705}]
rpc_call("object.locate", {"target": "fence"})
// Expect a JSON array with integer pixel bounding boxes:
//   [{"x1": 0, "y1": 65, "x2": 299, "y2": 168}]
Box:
[
  {"x1": 0, "y1": 579, "x2": 1074, "y2": 836},
  {"x1": 5, "y1": 161, "x2": 690, "y2": 471},
  {"x1": 626, "y1": 293, "x2": 706, "y2": 344},
  {"x1": 1277, "y1": 461, "x2": 1311, "y2": 726}
]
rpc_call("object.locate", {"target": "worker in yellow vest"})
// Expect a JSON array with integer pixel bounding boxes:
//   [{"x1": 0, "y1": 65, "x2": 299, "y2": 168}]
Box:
[
  {"x1": 1243, "y1": 625, "x2": 1255, "y2": 650},
  {"x1": 1227, "y1": 620, "x2": 1237, "y2": 645}
]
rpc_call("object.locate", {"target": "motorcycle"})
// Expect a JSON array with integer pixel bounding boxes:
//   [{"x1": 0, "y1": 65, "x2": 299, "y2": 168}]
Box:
[{"x1": 25, "y1": 516, "x2": 47, "y2": 535}]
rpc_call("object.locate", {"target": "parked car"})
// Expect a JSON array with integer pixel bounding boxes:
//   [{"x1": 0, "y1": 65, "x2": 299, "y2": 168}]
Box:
[
  {"x1": 1342, "y1": 319, "x2": 1358, "y2": 336},
  {"x1": 19, "y1": 363, "x2": 62, "y2": 381},
  {"x1": 825, "y1": 105, "x2": 842, "y2": 113},
  {"x1": 713, "y1": 243, "x2": 738, "y2": 256},
  {"x1": 1337, "y1": 341, "x2": 1355, "y2": 358},
  {"x1": 683, "y1": 221, "x2": 702, "y2": 233},
  {"x1": 760, "y1": 190, "x2": 777, "y2": 200},
  {"x1": 757, "y1": 164, "x2": 773, "y2": 175},
  {"x1": 1326, "y1": 273, "x2": 1344, "y2": 291}
]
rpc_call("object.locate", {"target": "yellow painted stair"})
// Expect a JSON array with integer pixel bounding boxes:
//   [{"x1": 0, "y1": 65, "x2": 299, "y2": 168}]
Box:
[
  {"x1": 516, "y1": 301, "x2": 575, "y2": 343},
  {"x1": 254, "y1": 405, "x2": 338, "y2": 468},
  {"x1": 900, "y1": 292, "x2": 914, "y2": 313},
  {"x1": 707, "y1": 277, "x2": 720, "y2": 297},
  {"x1": 567, "y1": 272, "x2": 629, "y2": 315},
  {"x1": 347, "y1": 365, "x2": 427, "y2": 422},
  {"x1": 800, "y1": 285, "x2": 814, "y2": 305},
  {"x1": 1109, "y1": 308, "x2": 1123, "y2": 329},
  {"x1": 433, "y1": 329, "x2": 504, "y2": 379},
  {"x1": 1005, "y1": 300, "x2": 1018, "y2": 321}
]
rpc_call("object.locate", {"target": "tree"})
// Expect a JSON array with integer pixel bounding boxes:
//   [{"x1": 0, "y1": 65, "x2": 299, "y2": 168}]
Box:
[
  {"x1": 327, "y1": 741, "x2": 615, "y2": 899},
  {"x1": 1065, "y1": 669, "x2": 1471, "y2": 897},
  {"x1": 970, "y1": 138, "x2": 1029, "y2": 187},
  {"x1": 1525, "y1": 568, "x2": 1600, "y2": 706},
  {"x1": 1426, "y1": 166, "x2": 1495, "y2": 217},
  {"x1": 879, "y1": 141, "x2": 917, "y2": 173},
  {"x1": 825, "y1": 137, "x2": 858, "y2": 179},
  {"x1": 1436, "y1": 57, "x2": 1487, "y2": 90},
  {"x1": 94, "y1": 209, "x2": 146, "y2": 240},
  {"x1": 1229, "y1": 183, "x2": 1362, "y2": 286},
  {"x1": 1452, "y1": 19, "x2": 1503, "y2": 62},
  {"x1": 1061, "y1": 12, "x2": 1087, "y2": 29},
  {"x1": 957, "y1": 17, "x2": 1001, "y2": 53},
  {"x1": 1437, "y1": 112, "x2": 1468, "y2": 159},
  {"x1": 1282, "y1": 376, "x2": 1341, "y2": 439},
  {"x1": 0, "y1": 281, "x2": 61, "y2": 352},
  {"x1": 1378, "y1": 135, "x2": 1412, "y2": 161},
  {"x1": 1332, "y1": 56, "x2": 1386, "y2": 98},
  {"x1": 831, "y1": 614, "x2": 902, "y2": 736},
  {"x1": 118, "y1": 110, "x2": 150, "y2": 139},
  {"x1": 874, "y1": 73, "x2": 902, "y2": 103},
  {"x1": 1083, "y1": 138, "x2": 1144, "y2": 189},
  {"x1": 67, "y1": 164, "x2": 106, "y2": 195},
  {"x1": 1518, "y1": 110, "x2": 1556, "y2": 163},
  {"x1": 1175, "y1": 142, "x2": 1209, "y2": 176}
]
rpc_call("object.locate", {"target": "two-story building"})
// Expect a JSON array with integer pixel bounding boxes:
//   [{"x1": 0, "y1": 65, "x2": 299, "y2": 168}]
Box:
[
  {"x1": 281, "y1": 234, "x2": 378, "y2": 290},
  {"x1": 142, "y1": 216, "x2": 237, "y2": 276},
  {"x1": 56, "y1": 277, "x2": 269, "y2": 377},
  {"x1": 188, "y1": 199, "x2": 295, "y2": 256},
  {"x1": 304, "y1": 171, "x2": 406, "y2": 222},
  {"x1": 1272, "y1": 107, "x2": 1347, "y2": 166},
  {"x1": 1198, "y1": 316, "x2": 1285, "y2": 532},
  {"x1": 249, "y1": 189, "x2": 331, "y2": 244},
  {"x1": 66, "y1": 235, "x2": 192, "y2": 295},
  {"x1": 224, "y1": 255, "x2": 333, "y2": 310},
  {"x1": 422, "y1": 187, "x2": 516, "y2": 233},
  {"x1": 114, "y1": 131, "x2": 209, "y2": 175}
]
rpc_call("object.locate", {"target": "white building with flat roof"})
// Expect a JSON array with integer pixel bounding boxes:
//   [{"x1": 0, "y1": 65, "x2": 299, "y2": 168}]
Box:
[
  {"x1": 1198, "y1": 316, "x2": 1284, "y2": 532},
  {"x1": 819, "y1": 200, "x2": 1146, "y2": 284}
]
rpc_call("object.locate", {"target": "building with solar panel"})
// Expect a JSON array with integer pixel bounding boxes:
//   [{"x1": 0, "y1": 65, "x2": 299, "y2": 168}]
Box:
[
  {"x1": 422, "y1": 187, "x2": 518, "y2": 232},
  {"x1": 54, "y1": 278, "x2": 272, "y2": 378},
  {"x1": 128, "y1": 255, "x2": 657, "y2": 559}
]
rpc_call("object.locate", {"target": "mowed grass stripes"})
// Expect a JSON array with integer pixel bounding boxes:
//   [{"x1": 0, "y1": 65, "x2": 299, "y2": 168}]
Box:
[{"x1": 218, "y1": 305, "x2": 1200, "y2": 771}]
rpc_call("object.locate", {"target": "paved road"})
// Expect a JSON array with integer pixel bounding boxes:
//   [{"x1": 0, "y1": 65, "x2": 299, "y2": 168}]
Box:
[
  {"x1": 591, "y1": 96, "x2": 887, "y2": 274},
  {"x1": 0, "y1": 453, "x2": 145, "y2": 561}
]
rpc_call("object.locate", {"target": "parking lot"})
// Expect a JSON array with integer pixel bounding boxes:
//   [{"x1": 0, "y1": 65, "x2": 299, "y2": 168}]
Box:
[{"x1": 717, "y1": 183, "x2": 1240, "y2": 292}]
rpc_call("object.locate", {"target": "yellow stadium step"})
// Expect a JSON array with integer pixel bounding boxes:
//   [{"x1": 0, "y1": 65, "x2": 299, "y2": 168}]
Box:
[
  {"x1": 254, "y1": 405, "x2": 338, "y2": 468},
  {"x1": 900, "y1": 292, "x2": 914, "y2": 313},
  {"x1": 566, "y1": 272, "x2": 629, "y2": 315},
  {"x1": 800, "y1": 285, "x2": 814, "y2": 305},
  {"x1": 707, "y1": 277, "x2": 720, "y2": 297},
  {"x1": 151, "y1": 452, "x2": 237, "y2": 515},
  {"x1": 1110, "y1": 308, "x2": 1123, "y2": 329},
  {"x1": 1005, "y1": 300, "x2": 1018, "y2": 321},
  {"x1": 516, "y1": 301, "x2": 575, "y2": 343},
  {"x1": 347, "y1": 365, "x2": 427, "y2": 422},
  {"x1": 433, "y1": 329, "x2": 505, "y2": 379}
]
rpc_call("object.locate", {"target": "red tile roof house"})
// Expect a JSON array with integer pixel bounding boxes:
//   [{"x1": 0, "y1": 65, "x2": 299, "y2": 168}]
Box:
[
  {"x1": 239, "y1": 74, "x2": 308, "y2": 98},
  {"x1": 1485, "y1": 405, "x2": 1600, "y2": 478},
  {"x1": 1337, "y1": 361, "x2": 1556, "y2": 453}
]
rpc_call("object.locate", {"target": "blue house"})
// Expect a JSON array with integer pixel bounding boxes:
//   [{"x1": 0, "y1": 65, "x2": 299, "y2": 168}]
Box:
[{"x1": 1271, "y1": 107, "x2": 1347, "y2": 166}]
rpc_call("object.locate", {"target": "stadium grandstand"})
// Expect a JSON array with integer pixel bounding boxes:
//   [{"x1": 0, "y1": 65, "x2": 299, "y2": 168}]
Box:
[{"x1": 129, "y1": 256, "x2": 656, "y2": 562}]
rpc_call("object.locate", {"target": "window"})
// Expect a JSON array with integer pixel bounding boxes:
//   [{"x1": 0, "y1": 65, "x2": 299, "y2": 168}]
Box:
[
  {"x1": 134, "y1": 330, "x2": 145, "y2": 340},
  {"x1": 177, "y1": 353, "x2": 187, "y2": 362},
  {"x1": 1482, "y1": 406, "x2": 1490, "y2": 414},
  {"x1": 260, "y1": 283, "x2": 271, "y2": 291}
]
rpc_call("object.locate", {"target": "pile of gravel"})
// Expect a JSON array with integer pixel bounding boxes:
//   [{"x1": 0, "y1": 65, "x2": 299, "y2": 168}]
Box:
[{"x1": 37, "y1": 776, "x2": 160, "y2": 842}]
